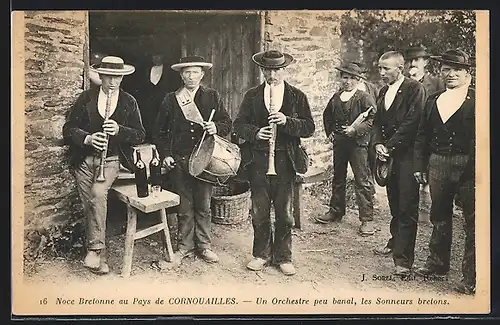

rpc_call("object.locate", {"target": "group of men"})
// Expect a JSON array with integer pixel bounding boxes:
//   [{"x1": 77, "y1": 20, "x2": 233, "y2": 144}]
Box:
[
  {"x1": 315, "y1": 46, "x2": 475, "y2": 295},
  {"x1": 63, "y1": 44, "x2": 475, "y2": 295}
]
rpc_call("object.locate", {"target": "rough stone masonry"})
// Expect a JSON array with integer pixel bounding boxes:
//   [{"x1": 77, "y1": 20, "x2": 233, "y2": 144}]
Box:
[
  {"x1": 262, "y1": 11, "x2": 344, "y2": 170},
  {"x1": 24, "y1": 11, "x2": 88, "y2": 239}
]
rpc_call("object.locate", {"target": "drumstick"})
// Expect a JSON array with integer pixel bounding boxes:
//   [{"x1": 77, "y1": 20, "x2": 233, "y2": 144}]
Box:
[{"x1": 195, "y1": 109, "x2": 216, "y2": 157}]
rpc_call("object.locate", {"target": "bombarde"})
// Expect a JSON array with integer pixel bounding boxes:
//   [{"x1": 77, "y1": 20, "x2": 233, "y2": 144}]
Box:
[
  {"x1": 96, "y1": 91, "x2": 112, "y2": 182},
  {"x1": 266, "y1": 83, "x2": 277, "y2": 176}
]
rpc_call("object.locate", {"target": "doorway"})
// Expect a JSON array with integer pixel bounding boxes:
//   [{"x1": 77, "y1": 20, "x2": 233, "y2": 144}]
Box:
[{"x1": 89, "y1": 11, "x2": 262, "y2": 139}]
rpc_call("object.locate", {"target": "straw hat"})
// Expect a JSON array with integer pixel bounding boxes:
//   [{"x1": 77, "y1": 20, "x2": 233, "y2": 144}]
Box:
[
  {"x1": 90, "y1": 56, "x2": 135, "y2": 76},
  {"x1": 171, "y1": 56, "x2": 213, "y2": 72}
]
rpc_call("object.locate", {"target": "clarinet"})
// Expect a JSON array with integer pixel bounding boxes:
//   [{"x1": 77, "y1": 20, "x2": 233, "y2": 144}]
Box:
[
  {"x1": 96, "y1": 91, "x2": 112, "y2": 182},
  {"x1": 266, "y1": 83, "x2": 277, "y2": 176}
]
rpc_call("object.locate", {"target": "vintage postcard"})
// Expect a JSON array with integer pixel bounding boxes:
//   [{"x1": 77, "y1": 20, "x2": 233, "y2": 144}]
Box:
[{"x1": 12, "y1": 9, "x2": 490, "y2": 317}]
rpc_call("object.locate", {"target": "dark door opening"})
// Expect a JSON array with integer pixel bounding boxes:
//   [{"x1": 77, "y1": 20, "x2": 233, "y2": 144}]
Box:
[{"x1": 89, "y1": 11, "x2": 262, "y2": 141}]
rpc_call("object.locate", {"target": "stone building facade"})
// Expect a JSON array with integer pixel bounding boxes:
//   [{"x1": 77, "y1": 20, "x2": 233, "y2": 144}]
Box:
[
  {"x1": 24, "y1": 11, "x2": 89, "y2": 249},
  {"x1": 22, "y1": 10, "x2": 347, "y2": 254}
]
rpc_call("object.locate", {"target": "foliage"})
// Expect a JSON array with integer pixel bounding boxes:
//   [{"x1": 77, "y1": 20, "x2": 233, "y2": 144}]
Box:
[
  {"x1": 340, "y1": 10, "x2": 476, "y2": 83},
  {"x1": 23, "y1": 213, "x2": 86, "y2": 273}
]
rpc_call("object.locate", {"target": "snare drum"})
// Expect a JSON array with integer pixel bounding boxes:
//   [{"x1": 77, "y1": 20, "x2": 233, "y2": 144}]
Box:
[{"x1": 188, "y1": 134, "x2": 242, "y2": 185}]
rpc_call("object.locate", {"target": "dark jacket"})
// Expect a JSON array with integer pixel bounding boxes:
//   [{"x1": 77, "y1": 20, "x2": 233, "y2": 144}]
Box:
[
  {"x1": 233, "y1": 81, "x2": 315, "y2": 174},
  {"x1": 362, "y1": 80, "x2": 380, "y2": 101},
  {"x1": 420, "y1": 73, "x2": 446, "y2": 98},
  {"x1": 62, "y1": 87, "x2": 146, "y2": 171},
  {"x1": 152, "y1": 85, "x2": 232, "y2": 161},
  {"x1": 323, "y1": 89, "x2": 377, "y2": 147},
  {"x1": 372, "y1": 77, "x2": 427, "y2": 158},
  {"x1": 413, "y1": 87, "x2": 475, "y2": 180},
  {"x1": 133, "y1": 64, "x2": 176, "y2": 141}
]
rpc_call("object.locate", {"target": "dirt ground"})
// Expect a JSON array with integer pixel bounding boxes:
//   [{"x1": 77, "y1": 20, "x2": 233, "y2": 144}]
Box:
[{"x1": 24, "y1": 180, "x2": 468, "y2": 297}]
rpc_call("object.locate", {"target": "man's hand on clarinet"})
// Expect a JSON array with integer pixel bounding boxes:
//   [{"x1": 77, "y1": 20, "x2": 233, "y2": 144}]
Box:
[
  {"x1": 103, "y1": 119, "x2": 119, "y2": 136},
  {"x1": 268, "y1": 111, "x2": 287, "y2": 125},
  {"x1": 256, "y1": 126, "x2": 273, "y2": 141},
  {"x1": 162, "y1": 156, "x2": 176, "y2": 170},
  {"x1": 414, "y1": 171, "x2": 428, "y2": 185},
  {"x1": 89, "y1": 132, "x2": 108, "y2": 151},
  {"x1": 202, "y1": 121, "x2": 217, "y2": 135}
]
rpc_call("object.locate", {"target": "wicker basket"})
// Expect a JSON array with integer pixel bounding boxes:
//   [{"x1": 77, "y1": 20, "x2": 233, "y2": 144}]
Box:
[{"x1": 211, "y1": 180, "x2": 251, "y2": 225}]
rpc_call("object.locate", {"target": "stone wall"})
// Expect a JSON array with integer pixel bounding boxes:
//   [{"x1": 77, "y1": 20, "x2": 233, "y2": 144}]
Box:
[
  {"x1": 262, "y1": 11, "x2": 345, "y2": 170},
  {"x1": 24, "y1": 11, "x2": 88, "y2": 246}
]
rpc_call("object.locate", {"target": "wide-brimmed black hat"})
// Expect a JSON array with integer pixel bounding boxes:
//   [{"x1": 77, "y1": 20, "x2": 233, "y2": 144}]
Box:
[
  {"x1": 335, "y1": 61, "x2": 366, "y2": 79},
  {"x1": 430, "y1": 49, "x2": 475, "y2": 68},
  {"x1": 171, "y1": 55, "x2": 213, "y2": 72},
  {"x1": 374, "y1": 156, "x2": 394, "y2": 187},
  {"x1": 405, "y1": 45, "x2": 431, "y2": 61},
  {"x1": 252, "y1": 50, "x2": 294, "y2": 69}
]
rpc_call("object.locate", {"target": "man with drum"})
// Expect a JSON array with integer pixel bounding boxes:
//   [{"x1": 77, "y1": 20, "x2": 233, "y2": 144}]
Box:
[
  {"x1": 233, "y1": 50, "x2": 315, "y2": 276},
  {"x1": 152, "y1": 56, "x2": 232, "y2": 265}
]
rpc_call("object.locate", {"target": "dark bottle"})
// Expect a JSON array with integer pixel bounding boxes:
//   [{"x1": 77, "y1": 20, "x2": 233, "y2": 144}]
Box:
[
  {"x1": 149, "y1": 147, "x2": 162, "y2": 191},
  {"x1": 134, "y1": 150, "x2": 149, "y2": 198}
]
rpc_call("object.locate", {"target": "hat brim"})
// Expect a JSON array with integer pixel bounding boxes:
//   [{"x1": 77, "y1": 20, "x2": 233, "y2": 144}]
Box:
[
  {"x1": 252, "y1": 52, "x2": 294, "y2": 69},
  {"x1": 430, "y1": 56, "x2": 475, "y2": 68},
  {"x1": 171, "y1": 62, "x2": 213, "y2": 72},
  {"x1": 374, "y1": 157, "x2": 393, "y2": 187},
  {"x1": 90, "y1": 64, "x2": 135, "y2": 76},
  {"x1": 335, "y1": 67, "x2": 366, "y2": 79}
]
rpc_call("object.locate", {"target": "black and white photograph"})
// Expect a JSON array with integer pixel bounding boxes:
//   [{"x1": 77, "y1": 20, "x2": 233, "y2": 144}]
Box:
[{"x1": 11, "y1": 9, "x2": 490, "y2": 316}]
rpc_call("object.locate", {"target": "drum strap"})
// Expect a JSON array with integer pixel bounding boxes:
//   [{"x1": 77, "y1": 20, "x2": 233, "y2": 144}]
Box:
[{"x1": 175, "y1": 87, "x2": 205, "y2": 125}]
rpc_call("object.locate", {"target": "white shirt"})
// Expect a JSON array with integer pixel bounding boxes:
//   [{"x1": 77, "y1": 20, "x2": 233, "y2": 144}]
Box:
[
  {"x1": 185, "y1": 85, "x2": 200, "y2": 101},
  {"x1": 98, "y1": 87, "x2": 119, "y2": 119},
  {"x1": 384, "y1": 75, "x2": 405, "y2": 110},
  {"x1": 339, "y1": 88, "x2": 357, "y2": 102},
  {"x1": 264, "y1": 81, "x2": 285, "y2": 112},
  {"x1": 436, "y1": 78, "x2": 471, "y2": 123},
  {"x1": 150, "y1": 64, "x2": 163, "y2": 85}
]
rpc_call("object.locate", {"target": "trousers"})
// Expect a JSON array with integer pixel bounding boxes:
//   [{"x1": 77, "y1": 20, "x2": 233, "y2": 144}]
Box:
[
  {"x1": 248, "y1": 150, "x2": 294, "y2": 264},
  {"x1": 329, "y1": 141, "x2": 374, "y2": 221},
  {"x1": 385, "y1": 152, "x2": 420, "y2": 269},
  {"x1": 425, "y1": 153, "x2": 475, "y2": 286},
  {"x1": 169, "y1": 159, "x2": 213, "y2": 252},
  {"x1": 74, "y1": 155, "x2": 120, "y2": 251}
]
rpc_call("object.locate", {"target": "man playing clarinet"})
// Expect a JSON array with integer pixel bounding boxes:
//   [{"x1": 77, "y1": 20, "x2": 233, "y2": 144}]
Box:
[
  {"x1": 63, "y1": 56, "x2": 146, "y2": 274},
  {"x1": 233, "y1": 50, "x2": 315, "y2": 276}
]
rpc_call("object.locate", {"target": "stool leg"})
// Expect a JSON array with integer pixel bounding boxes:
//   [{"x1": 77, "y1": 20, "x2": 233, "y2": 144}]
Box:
[
  {"x1": 160, "y1": 208, "x2": 174, "y2": 262},
  {"x1": 122, "y1": 205, "x2": 137, "y2": 278},
  {"x1": 293, "y1": 182, "x2": 302, "y2": 229}
]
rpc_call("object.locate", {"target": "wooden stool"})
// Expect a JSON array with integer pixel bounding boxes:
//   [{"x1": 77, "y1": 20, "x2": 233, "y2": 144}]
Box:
[
  {"x1": 292, "y1": 167, "x2": 327, "y2": 229},
  {"x1": 110, "y1": 182, "x2": 180, "y2": 278}
]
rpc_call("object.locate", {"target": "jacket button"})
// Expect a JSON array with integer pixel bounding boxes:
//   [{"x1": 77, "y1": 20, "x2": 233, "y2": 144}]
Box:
[
  {"x1": 190, "y1": 122, "x2": 194, "y2": 126},
  {"x1": 191, "y1": 129, "x2": 195, "y2": 133},
  {"x1": 191, "y1": 137, "x2": 195, "y2": 140}
]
